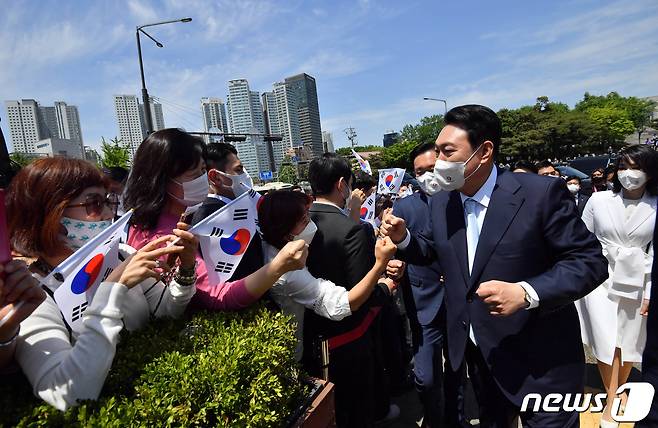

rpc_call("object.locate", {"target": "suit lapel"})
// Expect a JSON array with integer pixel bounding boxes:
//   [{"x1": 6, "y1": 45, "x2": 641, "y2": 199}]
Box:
[
  {"x1": 442, "y1": 191, "x2": 470, "y2": 285},
  {"x1": 468, "y1": 170, "x2": 524, "y2": 288}
]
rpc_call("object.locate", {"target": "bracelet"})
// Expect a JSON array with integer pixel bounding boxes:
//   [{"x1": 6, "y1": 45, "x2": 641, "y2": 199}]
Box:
[
  {"x1": 174, "y1": 267, "x2": 197, "y2": 287},
  {"x1": 0, "y1": 326, "x2": 20, "y2": 347},
  {"x1": 177, "y1": 262, "x2": 197, "y2": 278}
]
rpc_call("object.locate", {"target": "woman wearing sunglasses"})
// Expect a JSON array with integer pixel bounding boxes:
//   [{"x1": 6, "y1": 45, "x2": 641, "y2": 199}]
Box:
[
  {"x1": 123, "y1": 128, "x2": 308, "y2": 312},
  {"x1": 5, "y1": 157, "x2": 198, "y2": 410},
  {"x1": 258, "y1": 190, "x2": 398, "y2": 360}
]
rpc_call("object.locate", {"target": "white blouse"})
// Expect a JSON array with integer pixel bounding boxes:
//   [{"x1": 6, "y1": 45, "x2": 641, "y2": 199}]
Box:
[
  {"x1": 262, "y1": 241, "x2": 351, "y2": 360},
  {"x1": 15, "y1": 244, "x2": 196, "y2": 411}
]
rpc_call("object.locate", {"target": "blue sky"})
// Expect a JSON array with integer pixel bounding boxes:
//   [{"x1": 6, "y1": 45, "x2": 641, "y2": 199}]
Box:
[{"x1": 1, "y1": 0, "x2": 657, "y2": 152}]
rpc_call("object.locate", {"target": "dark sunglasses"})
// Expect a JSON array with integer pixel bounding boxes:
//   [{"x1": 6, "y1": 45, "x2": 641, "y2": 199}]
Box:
[{"x1": 67, "y1": 193, "x2": 120, "y2": 216}]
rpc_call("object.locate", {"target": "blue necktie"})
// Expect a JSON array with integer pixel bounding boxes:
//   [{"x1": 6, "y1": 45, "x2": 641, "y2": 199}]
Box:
[{"x1": 464, "y1": 198, "x2": 480, "y2": 274}]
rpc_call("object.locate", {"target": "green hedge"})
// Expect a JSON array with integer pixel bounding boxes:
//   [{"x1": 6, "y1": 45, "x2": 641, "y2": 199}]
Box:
[{"x1": 0, "y1": 305, "x2": 308, "y2": 427}]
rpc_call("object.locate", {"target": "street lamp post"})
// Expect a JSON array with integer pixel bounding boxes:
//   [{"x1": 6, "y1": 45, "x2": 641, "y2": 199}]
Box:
[
  {"x1": 423, "y1": 97, "x2": 448, "y2": 115},
  {"x1": 136, "y1": 17, "x2": 192, "y2": 135}
]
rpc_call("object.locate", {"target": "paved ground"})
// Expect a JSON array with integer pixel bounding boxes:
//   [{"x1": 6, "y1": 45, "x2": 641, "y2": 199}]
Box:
[{"x1": 382, "y1": 346, "x2": 641, "y2": 427}]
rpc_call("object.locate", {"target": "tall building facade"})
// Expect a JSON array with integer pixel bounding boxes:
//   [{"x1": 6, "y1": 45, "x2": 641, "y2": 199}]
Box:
[
  {"x1": 322, "y1": 131, "x2": 334, "y2": 153},
  {"x1": 114, "y1": 95, "x2": 145, "y2": 160},
  {"x1": 284, "y1": 73, "x2": 323, "y2": 157},
  {"x1": 200, "y1": 97, "x2": 229, "y2": 143},
  {"x1": 5, "y1": 99, "x2": 46, "y2": 153},
  {"x1": 4, "y1": 99, "x2": 83, "y2": 154},
  {"x1": 263, "y1": 82, "x2": 302, "y2": 169},
  {"x1": 226, "y1": 79, "x2": 271, "y2": 175},
  {"x1": 113, "y1": 95, "x2": 165, "y2": 160}
]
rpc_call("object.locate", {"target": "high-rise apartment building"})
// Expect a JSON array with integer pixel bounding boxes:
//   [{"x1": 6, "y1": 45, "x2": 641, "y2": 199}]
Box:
[
  {"x1": 200, "y1": 97, "x2": 229, "y2": 143},
  {"x1": 263, "y1": 82, "x2": 302, "y2": 169},
  {"x1": 4, "y1": 99, "x2": 83, "y2": 154},
  {"x1": 227, "y1": 79, "x2": 271, "y2": 175},
  {"x1": 322, "y1": 131, "x2": 334, "y2": 153},
  {"x1": 113, "y1": 95, "x2": 165, "y2": 160},
  {"x1": 284, "y1": 73, "x2": 323, "y2": 157}
]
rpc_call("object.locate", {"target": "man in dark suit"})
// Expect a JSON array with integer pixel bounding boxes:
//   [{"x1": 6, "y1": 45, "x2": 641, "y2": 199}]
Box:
[
  {"x1": 191, "y1": 143, "x2": 263, "y2": 280},
  {"x1": 566, "y1": 175, "x2": 589, "y2": 217},
  {"x1": 304, "y1": 153, "x2": 392, "y2": 427},
  {"x1": 381, "y1": 105, "x2": 608, "y2": 427},
  {"x1": 638, "y1": 214, "x2": 658, "y2": 427},
  {"x1": 393, "y1": 142, "x2": 467, "y2": 427}
]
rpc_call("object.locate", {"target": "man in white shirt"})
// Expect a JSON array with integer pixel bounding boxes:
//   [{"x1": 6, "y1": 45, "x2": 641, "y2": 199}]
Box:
[{"x1": 381, "y1": 105, "x2": 608, "y2": 428}]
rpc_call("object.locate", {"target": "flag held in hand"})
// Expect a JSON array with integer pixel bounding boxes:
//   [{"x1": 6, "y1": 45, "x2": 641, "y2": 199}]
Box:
[{"x1": 50, "y1": 211, "x2": 133, "y2": 333}]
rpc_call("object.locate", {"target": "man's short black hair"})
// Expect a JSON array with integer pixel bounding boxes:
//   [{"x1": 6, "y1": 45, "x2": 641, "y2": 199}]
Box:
[
  {"x1": 102, "y1": 166, "x2": 129, "y2": 184},
  {"x1": 566, "y1": 175, "x2": 581, "y2": 184},
  {"x1": 536, "y1": 160, "x2": 554, "y2": 170},
  {"x1": 309, "y1": 153, "x2": 352, "y2": 196},
  {"x1": 444, "y1": 105, "x2": 502, "y2": 157},
  {"x1": 409, "y1": 142, "x2": 436, "y2": 164},
  {"x1": 512, "y1": 160, "x2": 538, "y2": 173},
  {"x1": 353, "y1": 170, "x2": 376, "y2": 192},
  {"x1": 205, "y1": 142, "x2": 238, "y2": 171}
]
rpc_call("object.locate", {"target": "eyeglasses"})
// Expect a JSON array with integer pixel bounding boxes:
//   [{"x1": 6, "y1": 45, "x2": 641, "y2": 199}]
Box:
[{"x1": 67, "y1": 193, "x2": 120, "y2": 216}]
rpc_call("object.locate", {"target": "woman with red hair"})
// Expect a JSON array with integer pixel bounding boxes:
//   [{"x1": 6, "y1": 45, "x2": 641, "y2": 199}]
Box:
[{"x1": 6, "y1": 157, "x2": 198, "y2": 410}]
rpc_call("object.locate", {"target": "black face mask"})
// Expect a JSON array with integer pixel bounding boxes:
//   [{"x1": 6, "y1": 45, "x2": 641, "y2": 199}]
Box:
[{"x1": 592, "y1": 176, "x2": 605, "y2": 184}]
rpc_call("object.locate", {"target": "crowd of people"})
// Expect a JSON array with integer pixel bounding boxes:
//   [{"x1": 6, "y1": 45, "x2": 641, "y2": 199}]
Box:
[{"x1": 0, "y1": 104, "x2": 656, "y2": 428}]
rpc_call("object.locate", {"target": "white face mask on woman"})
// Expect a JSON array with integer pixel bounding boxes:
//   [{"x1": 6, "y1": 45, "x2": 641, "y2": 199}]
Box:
[
  {"x1": 293, "y1": 220, "x2": 318, "y2": 246},
  {"x1": 60, "y1": 217, "x2": 112, "y2": 251},
  {"x1": 433, "y1": 144, "x2": 484, "y2": 192},
  {"x1": 170, "y1": 173, "x2": 209, "y2": 206},
  {"x1": 617, "y1": 169, "x2": 648, "y2": 191}
]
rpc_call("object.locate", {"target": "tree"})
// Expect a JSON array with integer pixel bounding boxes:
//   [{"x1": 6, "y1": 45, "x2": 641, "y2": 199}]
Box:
[
  {"x1": 278, "y1": 159, "x2": 298, "y2": 184},
  {"x1": 100, "y1": 136, "x2": 130, "y2": 168},
  {"x1": 576, "y1": 92, "x2": 656, "y2": 143},
  {"x1": 335, "y1": 145, "x2": 383, "y2": 156},
  {"x1": 9, "y1": 152, "x2": 31, "y2": 167},
  {"x1": 371, "y1": 140, "x2": 418, "y2": 170},
  {"x1": 400, "y1": 114, "x2": 444, "y2": 146}
]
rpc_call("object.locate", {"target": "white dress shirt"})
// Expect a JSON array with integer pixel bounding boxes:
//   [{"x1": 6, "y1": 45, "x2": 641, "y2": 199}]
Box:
[{"x1": 397, "y1": 167, "x2": 539, "y2": 344}]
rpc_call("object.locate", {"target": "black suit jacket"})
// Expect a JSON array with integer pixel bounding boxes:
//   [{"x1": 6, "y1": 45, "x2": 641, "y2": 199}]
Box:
[
  {"x1": 575, "y1": 193, "x2": 590, "y2": 217},
  {"x1": 400, "y1": 168, "x2": 608, "y2": 405},
  {"x1": 392, "y1": 192, "x2": 444, "y2": 326},
  {"x1": 302, "y1": 202, "x2": 388, "y2": 364},
  {"x1": 191, "y1": 196, "x2": 264, "y2": 281}
]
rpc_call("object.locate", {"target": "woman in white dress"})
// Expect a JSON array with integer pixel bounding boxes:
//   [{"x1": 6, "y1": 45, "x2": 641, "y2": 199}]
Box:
[
  {"x1": 576, "y1": 145, "x2": 657, "y2": 427},
  {"x1": 5, "y1": 158, "x2": 199, "y2": 410},
  {"x1": 257, "y1": 190, "x2": 398, "y2": 360}
]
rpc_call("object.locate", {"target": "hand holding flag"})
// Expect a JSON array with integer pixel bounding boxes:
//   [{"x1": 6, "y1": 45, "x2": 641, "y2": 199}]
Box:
[
  {"x1": 50, "y1": 211, "x2": 132, "y2": 332},
  {"x1": 352, "y1": 149, "x2": 372, "y2": 175}
]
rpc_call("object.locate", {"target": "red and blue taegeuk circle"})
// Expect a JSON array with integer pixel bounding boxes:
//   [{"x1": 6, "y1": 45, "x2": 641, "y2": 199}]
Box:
[
  {"x1": 385, "y1": 174, "x2": 394, "y2": 186},
  {"x1": 220, "y1": 229, "x2": 251, "y2": 256},
  {"x1": 71, "y1": 253, "x2": 104, "y2": 294},
  {"x1": 360, "y1": 207, "x2": 368, "y2": 219}
]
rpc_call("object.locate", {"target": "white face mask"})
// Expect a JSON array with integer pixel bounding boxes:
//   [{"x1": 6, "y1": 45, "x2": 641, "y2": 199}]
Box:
[
  {"x1": 293, "y1": 220, "x2": 317, "y2": 246},
  {"x1": 567, "y1": 184, "x2": 580, "y2": 195},
  {"x1": 618, "y1": 169, "x2": 648, "y2": 191},
  {"x1": 416, "y1": 171, "x2": 441, "y2": 195},
  {"x1": 60, "y1": 217, "x2": 112, "y2": 251},
  {"x1": 433, "y1": 144, "x2": 483, "y2": 192},
  {"x1": 218, "y1": 170, "x2": 253, "y2": 197},
  {"x1": 170, "y1": 173, "x2": 209, "y2": 206},
  {"x1": 340, "y1": 183, "x2": 352, "y2": 212}
]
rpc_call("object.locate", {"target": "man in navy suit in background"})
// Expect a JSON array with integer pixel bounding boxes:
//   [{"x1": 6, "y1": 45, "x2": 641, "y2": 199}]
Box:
[
  {"x1": 393, "y1": 142, "x2": 467, "y2": 427},
  {"x1": 381, "y1": 105, "x2": 608, "y2": 427}
]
